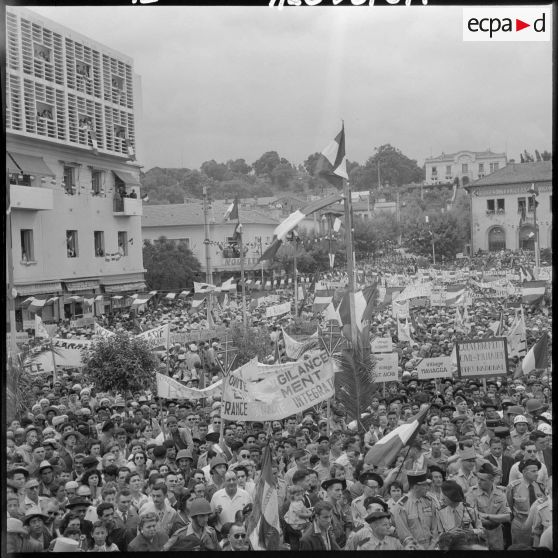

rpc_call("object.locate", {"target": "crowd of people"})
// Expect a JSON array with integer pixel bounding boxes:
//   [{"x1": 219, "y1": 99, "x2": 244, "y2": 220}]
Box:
[{"x1": 6, "y1": 249, "x2": 553, "y2": 552}]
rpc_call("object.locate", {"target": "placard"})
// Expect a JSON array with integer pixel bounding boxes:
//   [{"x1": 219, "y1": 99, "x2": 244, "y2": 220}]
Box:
[
  {"x1": 373, "y1": 352, "x2": 399, "y2": 383},
  {"x1": 266, "y1": 301, "x2": 291, "y2": 318},
  {"x1": 370, "y1": 337, "x2": 393, "y2": 354},
  {"x1": 416, "y1": 357, "x2": 453, "y2": 380},
  {"x1": 456, "y1": 337, "x2": 508, "y2": 378}
]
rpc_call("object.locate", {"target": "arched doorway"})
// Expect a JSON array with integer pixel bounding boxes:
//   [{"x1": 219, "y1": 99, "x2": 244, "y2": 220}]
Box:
[
  {"x1": 488, "y1": 226, "x2": 506, "y2": 252},
  {"x1": 519, "y1": 225, "x2": 536, "y2": 251},
  {"x1": 462, "y1": 176, "x2": 469, "y2": 187}
]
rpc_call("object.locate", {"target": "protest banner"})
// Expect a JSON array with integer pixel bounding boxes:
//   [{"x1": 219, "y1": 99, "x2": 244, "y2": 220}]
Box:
[
  {"x1": 94, "y1": 323, "x2": 115, "y2": 338},
  {"x1": 281, "y1": 328, "x2": 320, "y2": 360},
  {"x1": 222, "y1": 350, "x2": 335, "y2": 421},
  {"x1": 50, "y1": 337, "x2": 92, "y2": 367},
  {"x1": 266, "y1": 301, "x2": 291, "y2": 318},
  {"x1": 456, "y1": 338, "x2": 508, "y2": 378},
  {"x1": 429, "y1": 287, "x2": 446, "y2": 307},
  {"x1": 372, "y1": 352, "x2": 399, "y2": 383},
  {"x1": 255, "y1": 294, "x2": 280, "y2": 307},
  {"x1": 23, "y1": 352, "x2": 54, "y2": 375},
  {"x1": 370, "y1": 337, "x2": 393, "y2": 354},
  {"x1": 395, "y1": 283, "x2": 433, "y2": 301},
  {"x1": 70, "y1": 316, "x2": 95, "y2": 328},
  {"x1": 392, "y1": 299, "x2": 409, "y2": 319},
  {"x1": 156, "y1": 373, "x2": 222, "y2": 399},
  {"x1": 416, "y1": 357, "x2": 453, "y2": 380},
  {"x1": 136, "y1": 323, "x2": 170, "y2": 350}
]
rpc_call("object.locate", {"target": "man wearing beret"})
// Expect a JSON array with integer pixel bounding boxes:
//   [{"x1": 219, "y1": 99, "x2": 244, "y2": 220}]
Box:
[
  {"x1": 352, "y1": 511, "x2": 405, "y2": 550},
  {"x1": 392, "y1": 471, "x2": 438, "y2": 549},
  {"x1": 466, "y1": 462, "x2": 510, "y2": 549},
  {"x1": 322, "y1": 478, "x2": 352, "y2": 547},
  {"x1": 506, "y1": 458, "x2": 546, "y2": 546}
]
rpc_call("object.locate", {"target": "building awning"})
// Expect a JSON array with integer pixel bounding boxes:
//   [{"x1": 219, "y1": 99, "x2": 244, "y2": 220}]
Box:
[
  {"x1": 7, "y1": 154, "x2": 20, "y2": 174},
  {"x1": 113, "y1": 170, "x2": 141, "y2": 187},
  {"x1": 15, "y1": 281, "x2": 63, "y2": 296},
  {"x1": 8, "y1": 152, "x2": 55, "y2": 177},
  {"x1": 103, "y1": 281, "x2": 147, "y2": 293},
  {"x1": 64, "y1": 279, "x2": 100, "y2": 292}
]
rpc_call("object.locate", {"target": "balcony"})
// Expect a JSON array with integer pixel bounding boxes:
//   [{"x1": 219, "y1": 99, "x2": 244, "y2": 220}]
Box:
[
  {"x1": 10, "y1": 185, "x2": 53, "y2": 211},
  {"x1": 113, "y1": 197, "x2": 142, "y2": 216}
]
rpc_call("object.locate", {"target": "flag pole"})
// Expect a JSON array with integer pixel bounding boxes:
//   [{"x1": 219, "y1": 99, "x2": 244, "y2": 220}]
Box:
[
  {"x1": 202, "y1": 185, "x2": 213, "y2": 326},
  {"x1": 238, "y1": 205, "x2": 247, "y2": 328},
  {"x1": 343, "y1": 176, "x2": 359, "y2": 350}
]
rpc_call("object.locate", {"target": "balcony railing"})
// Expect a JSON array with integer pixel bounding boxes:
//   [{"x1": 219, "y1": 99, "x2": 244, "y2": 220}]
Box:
[
  {"x1": 113, "y1": 197, "x2": 142, "y2": 216},
  {"x1": 10, "y1": 185, "x2": 53, "y2": 211}
]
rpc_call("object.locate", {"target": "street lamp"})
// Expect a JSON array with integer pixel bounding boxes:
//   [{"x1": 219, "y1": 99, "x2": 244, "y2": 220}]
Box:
[
  {"x1": 286, "y1": 230, "x2": 299, "y2": 316},
  {"x1": 528, "y1": 183, "x2": 540, "y2": 270},
  {"x1": 426, "y1": 215, "x2": 435, "y2": 265}
]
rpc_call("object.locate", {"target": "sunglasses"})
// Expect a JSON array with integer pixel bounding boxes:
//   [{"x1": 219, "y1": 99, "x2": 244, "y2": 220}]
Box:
[
  {"x1": 232, "y1": 533, "x2": 247, "y2": 539},
  {"x1": 239, "y1": 454, "x2": 250, "y2": 459}
]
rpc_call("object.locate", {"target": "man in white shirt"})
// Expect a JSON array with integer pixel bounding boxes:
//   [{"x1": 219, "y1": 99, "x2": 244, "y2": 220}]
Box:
[{"x1": 209, "y1": 471, "x2": 252, "y2": 533}]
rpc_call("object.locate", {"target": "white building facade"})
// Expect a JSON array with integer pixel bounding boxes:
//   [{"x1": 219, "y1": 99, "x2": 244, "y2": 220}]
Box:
[
  {"x1": 467, "y1": 161, "x2": 552, "y2": 253},
  {"x1": 424, "y1": 150, "x2": 508, "y2": 186},
  {"x1": 6, "y1": 7, "x2": 145, "y2": 327}
]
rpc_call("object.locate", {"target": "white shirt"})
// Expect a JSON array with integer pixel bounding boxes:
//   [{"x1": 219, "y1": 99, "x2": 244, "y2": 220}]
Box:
[
  {"x1": 508, "y1": 461, "x2": 549, "y2": 485},
  {"x1": 210, "y1": 487, "x2": 252, "y2": 531}
]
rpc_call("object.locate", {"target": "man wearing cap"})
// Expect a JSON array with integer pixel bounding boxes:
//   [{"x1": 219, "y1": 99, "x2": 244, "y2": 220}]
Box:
[
  {"x1": 466, "y1": 462, "x2": 510, "y2": 550},
  {"x1": 506, "y1": 458, "x2": 546, "y2": 546},
  {"x1": 524, "y1": 476, "x2": 552, "y2": 548},
  {"x1": 24, "y1": 477, "x2": 48, "y2": 515},
  {"x1": 24, "y1": 511, "x2": 53, "y2": 550},
  {"x1": 509, "y1": 414, "x2": 530, "y2": 453},
  {"x1": 58, "y1": 430, "x2": 78, "y2": 472},
  {"x1": 530, "y1": 430, "x2": 552, "y2": 476},
  {"x1": 392, "y1": 471, "x2": 438, "y2": 550},
  {"x1": 508, "y1": 440, "x2": 549, "y2": 485},
  {"x1": 354, "y1": 511, "x2": 404, "y2": 550},
  {"x1": 350, "y1": 472, "x2": 384, "y2": 528},
  {"x1": 7, "y1": 518, "x2": 44, "y2": 553},
  {"x1": 322, "y1": 478, "x2": 352, "y2": 547},
  {"x1": 453, "y1": 447, "x2": 479, "y2": 493},
  {"x1": 37, "y1": 460, "x2": 56, "y2": 497}
]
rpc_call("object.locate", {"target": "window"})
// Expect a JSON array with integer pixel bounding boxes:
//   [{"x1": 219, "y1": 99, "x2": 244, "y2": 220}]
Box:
[
  {"x1": 518, "y1": 197, "x2": 526, "y2": 214},
  {"x1": 66, "y1": 230, "x2": 78, "y2": 258},
  {"x1": 496, "y1": 199, "x2": 505, "y2": 212},
  {"x1": 21, "y1": 229, "x2": 34, "y2": 262},
  {"x1": 431, "y1": 166, "x2": 437, "y2": 178},
  {"x1": 489, "y1": 162, "x2": 500, "y2": 173},
  {"x1": 174, "y1": 238, "x2": 190, "y2": 248},
  {"x1": 478, "y1": 163, "x2": 484, "y2": 173},
  {"x1": 118, "y1": 231, "x2": 128, "y2": 256},
  {"x1": 63, "y1": 166, "x2": 75, "y2": 194},
  {"x1": 528, "y1": 196, "x2": 537, "y2": 212},
  {"x1": 462, "y1": 163, "x2": 469, "y2": 174},
  {"x1": 94, "y1": 231, "x2": 105, "y2": 257},
  {"x1": 445, "y1": 165, "x2": 451, "y2": 175},
  {"x1": 486, "y1": 199, "x2": 495, "y2": 213},
  {"x1": 91, "y1": 170, "x2": 103, "y2": 195}
]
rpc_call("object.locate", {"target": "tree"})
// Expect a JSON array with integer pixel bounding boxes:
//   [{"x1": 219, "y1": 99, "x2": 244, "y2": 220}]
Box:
[
  {"x1": 230, "y1": 325, "x2": 273, "y2": 367},
  {"x1": 143, "y1": 237, "x2": 202, "y2": 291},
  {"x1": 201, "y1": 160, "x2": 230, "y2": 182},
  {"x1": 303, "y1": 152, "x2": 322, "y2": 175},
  {"x1": 226, "y1": 158, "x2": 252, "y2": 175},
  {"x1": 252, "y1": 151, "x2": 282, "y2": 177},
  {"x1": 363, "y1": 144, "x2": 424, "y2": 188},
  {"x1": 271, "y1": 162, "x2": 296, "y2": 189},
  {"x1": 353, "y1": 212, "x2": 400, "y2": 256},
  {"x1": 540, "y1": 150, "x2": 551, "y2": 161},
  {"x1": 83, "y1": 332, "x2": 159, "y2": 395}
]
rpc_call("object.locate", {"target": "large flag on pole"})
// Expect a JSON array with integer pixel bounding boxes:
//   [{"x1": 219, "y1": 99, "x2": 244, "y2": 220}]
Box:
[
  {"x1": 259, "y1": 193, "x2": 343, "y2": 262},
  {"x1": 507, "y1": 309, "x2": 527, "y2": 358},
  {"x1": 521, "y1": 280, "x2": 546, "y2": 305},
  {"x1": 314, "y1": 123, "x2": 348, "y2": 187},
  {"x1": 364, "y1": 405, "x2": 429, "y2": 467},
  {"x1": 246, "y1": 444, "x2": 281, "y2": 550},
  {"x1": 518, "y1": 333, "x2": 548, "y2": 377},
  {"x1": 194, "y1": 281, "x2": 216, "y2": 294}
]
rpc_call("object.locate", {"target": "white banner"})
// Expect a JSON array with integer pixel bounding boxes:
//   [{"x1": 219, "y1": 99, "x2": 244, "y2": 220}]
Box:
[
  {"x1": 370, "y1": 337, "x2": 393, "y2": 354},
  {"x1": 51, "y1": 337, "x2": 92, "y2": 366},
  {"x1": 395, "y1": 283, "x2": 432, "y2": 301},
  {"x1": 222, "y1": 350, "x2": 335, "y2": 421},
  {"x1": 94, "y1": 323, "x2": 115, "y2": 338},
  {"x1": 373, "y1": 352, "x2": 399, "y2": 383},
  {"x1": 136, "y1": 323, "x2": 170, "y2": 349},
  {"x1": 281, "y1": 328, "x2": 320, "y2": 359},
  {"x1": 266, "y1": 301, "x2": 291, "y2": 318},
  {"x1": 416, "y1": 357, "x2": 453, "y2": 380},
  {"x1": 156, "y1": 373, "x2": 222, "y2": 399},
  {"x1": 256, "y1": 294, "x2": 280, "y2": 307},
  {"x1": 392, "y1": 299, "x2": 410, "y2": 319}
]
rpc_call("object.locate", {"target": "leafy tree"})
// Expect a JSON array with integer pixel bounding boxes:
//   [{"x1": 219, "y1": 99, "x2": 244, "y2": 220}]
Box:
[
  {"x1": 230, "y1": 325, "x2": 273, "y2": 367},
  {"x1": 83, "y1": 333, "x2": 159, "y2": 395},
  {"x1": 201, "y1": 160, "x2": 230, "y2": 182},
  {"x1": 303, "y1": 152, "x2": 322, "y2": 175},
  {"x1": 353, "y1": 212, "x2": 400, "y2": 256},
  {"x1": 363, "y1": 144, "x2": 424, "y2": 188},
  {"x1": 252, "y1": 151, "x2": 282, "y2": 177},
  {"x1": 226, "y1": 158, "x2": 252, "y2": 175},
  {"x1": 540, "y1": 150, "x2": 551, "y2": 161},
  {"x1": 271, "y1": 162, "x2": 296, "y2": 188},
  {"x1": 143, "y1": 237, "x2": 202, "y2": 290}
]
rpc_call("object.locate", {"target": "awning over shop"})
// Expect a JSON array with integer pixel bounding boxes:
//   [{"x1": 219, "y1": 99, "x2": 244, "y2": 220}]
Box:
[
  {"x1": 64, "y1": 279, "x2": 100, "y2": 292},
  {"x1": 102, "y1": 281, "x2": 147, "y2": 293},
  {"x1": 113, "y1": 170, "x2": 141, "y2": 187},
  {"x1": 16, "y1": 282, "x2": 62, "y2": 296},
  {"x1": 8, "y1": 152, "x2": 55, "y2": 177},
  {"x1": 7, "y1": 154, "x2": 20, "y2": 174}
]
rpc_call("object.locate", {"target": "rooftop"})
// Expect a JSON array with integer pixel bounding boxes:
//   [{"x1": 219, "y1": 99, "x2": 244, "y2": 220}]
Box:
[
  {"x1": 468, "y1": 161, "x2": 552, "y2": 187},
  {"x1": 142, "y1": 201, "x2": 280, "y2": 228},
  {"x1": 426, "y1": 150, "x2": 506, "y2": 162}
]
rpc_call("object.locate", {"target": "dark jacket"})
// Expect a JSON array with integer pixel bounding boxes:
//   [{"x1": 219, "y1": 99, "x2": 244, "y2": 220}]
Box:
[
  {"x1": 128, "y1": 531, "x2": 169, "y2": 552},
  {"x1": 485, "y1": 454, "x2": 515, "y2": 486},
  {"x1": 299, "y1": 523, "x2": 341, "y2": 551}
]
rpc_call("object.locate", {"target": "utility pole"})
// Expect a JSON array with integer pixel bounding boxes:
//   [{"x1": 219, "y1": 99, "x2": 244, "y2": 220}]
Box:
[
  {"x1": 238, "y1": 220, "x2": 247, "y2": 328},
  {"x1": 426, "y1": 215, "x2": 435, "y2": 265},
  {"x1": 396, "y1": 190, "x2": 402, "y2": 245},
  {"x1": 529, "y1": 183, "x2": 540, "y2": 272},
  {"x1": 343, "y1": 178, "x2": 359, "y2": 349},
  {"x1": 202, "y1": 185, "x2": 213, "y2": 324},
  {"x1": 292, "y1": 232, "x2": 298, "y2": 317}
]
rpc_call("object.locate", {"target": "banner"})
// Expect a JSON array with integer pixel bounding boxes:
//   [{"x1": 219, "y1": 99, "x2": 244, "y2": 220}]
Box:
[
  {"x1": 222, "y1": 350, "x2": 335, "y2": 421},
  {"x1": 372, "y1": 352, "x2": 399, "y2": 383},
  {"x1": 281, "y1": 328, "x2": 320, "y2": 360},
  {"x1": 70, "y1": 316, "x2": 95, "y2": 328},
  {"x1": 266, "y1": 301, "x2": 291, "y2": 318},
  {"x1": 429, "y1": 287, "x2": 446, "y2": 307},
  {"x1": 94, "y1": 323, "x2": 115, "y2": 339},
  {"x1": 392, "y1": 299, "x2": 409, "y2": 319},
  {"x1": 395, "y1": 283, "x2": 432, "y2": 301},
  {"x1": 170, "y1": 326, "x2": 229, "y2": 345},
  {"x1": 136, "y1": 323, "x2": 170, "y2": 350},
  {"x1": 156, "y1": 373, "x2": 222, "y2": 399},
  {"x1": 370, "y1": 337, "x2": 393, "y2": 354},
  {"x1": 256, "y1": 294, "x2": 280, "y2": 307},
  {"x1": 456, "y1": 338, "x2": 508, "y2": 378},
  {"x1": 416, "y1": 357, "x2": 453, "y2": 380}
]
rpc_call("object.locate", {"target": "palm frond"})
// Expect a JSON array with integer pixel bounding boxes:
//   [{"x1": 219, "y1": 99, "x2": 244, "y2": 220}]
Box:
[{"x1": 333, "y1": 343, "x2": 380, "y2": 432}]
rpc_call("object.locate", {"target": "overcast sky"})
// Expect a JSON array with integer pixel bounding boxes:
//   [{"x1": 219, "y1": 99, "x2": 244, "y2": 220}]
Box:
[{"x1": 30, "y1": 5, "x2": 552, "y2": 172}]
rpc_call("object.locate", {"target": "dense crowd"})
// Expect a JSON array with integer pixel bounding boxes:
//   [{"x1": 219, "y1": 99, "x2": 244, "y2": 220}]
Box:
[{"x1": 6, "y1": 250, "x2": 553, "y2": 552}]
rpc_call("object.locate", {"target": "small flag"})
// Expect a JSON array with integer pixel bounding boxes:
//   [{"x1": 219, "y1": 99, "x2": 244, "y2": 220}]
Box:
[
  {"x1": 519, "y1": 333, "x2": 548, "y2": 376},
  {"x1": 246, "y1": 444, "x2": 281, "y2": 551},
  {"x1": 35, "y1": 315, "x2": 50, "y2": 339},
  {"x1": 194, "y1": 282, "x2": 216, "y2": 294},
  {"x1": 224, "y1": 198, "x2": 239, "y2": 221}
]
